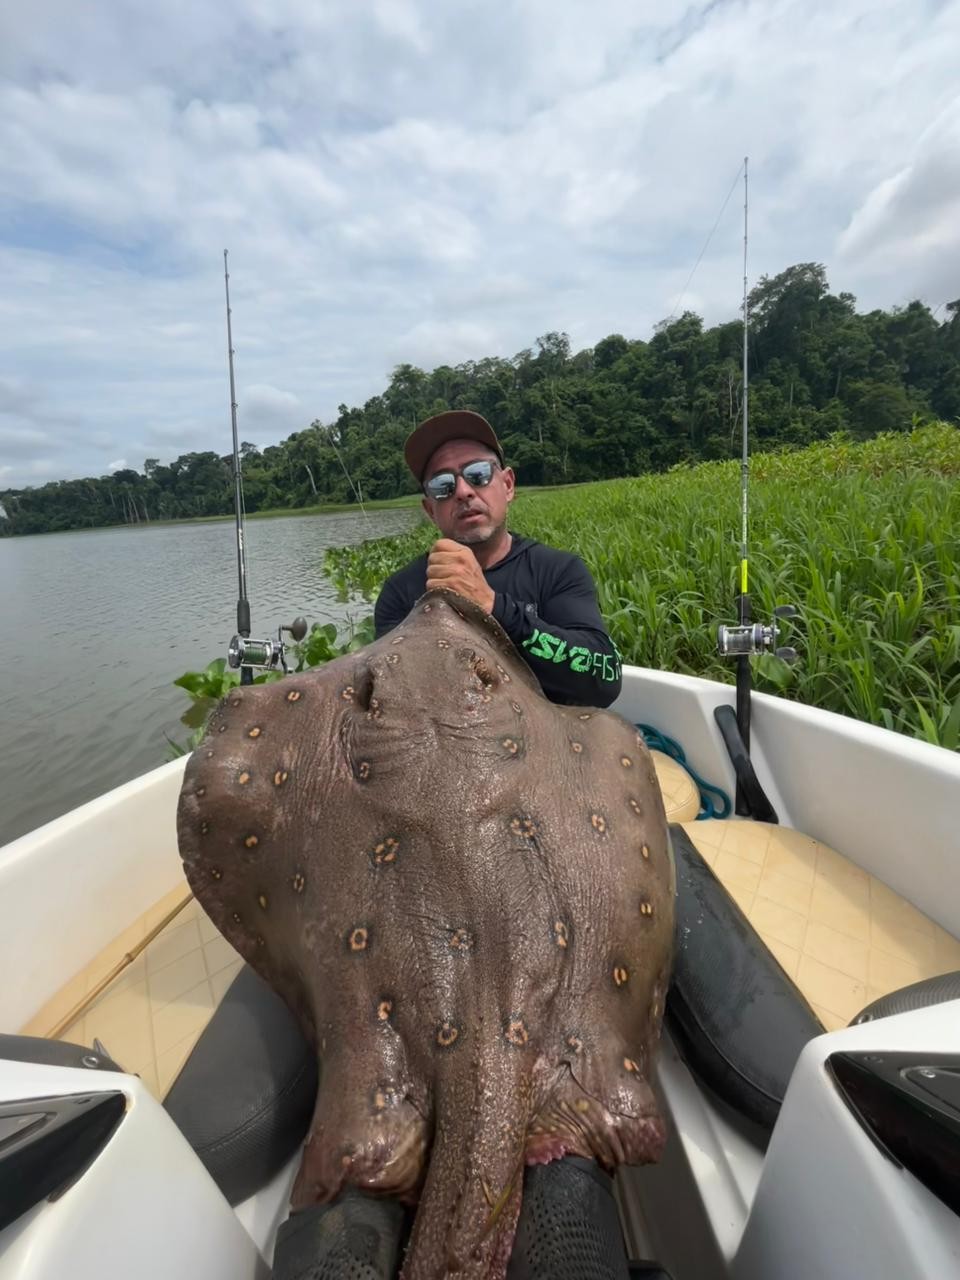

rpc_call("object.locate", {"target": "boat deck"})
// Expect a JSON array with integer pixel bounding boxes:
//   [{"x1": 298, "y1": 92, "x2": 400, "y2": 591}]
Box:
[{"x1": 18, "y1": 790, "x2": 960, "y2": 1101}]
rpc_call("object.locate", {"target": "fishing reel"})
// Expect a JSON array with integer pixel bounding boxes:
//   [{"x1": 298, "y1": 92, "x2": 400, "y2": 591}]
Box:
[
  {"x1": 228, "y1": 617, "x2": 308, "y2": 676},
  {"x1": 717, "y1": 605, "x2": 798, "y2": 661}
]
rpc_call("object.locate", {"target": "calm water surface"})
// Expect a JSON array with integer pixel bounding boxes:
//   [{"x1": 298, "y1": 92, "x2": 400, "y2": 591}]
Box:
[{"x1": 0, "y1": 511, "x2": 416, "y2": 846}]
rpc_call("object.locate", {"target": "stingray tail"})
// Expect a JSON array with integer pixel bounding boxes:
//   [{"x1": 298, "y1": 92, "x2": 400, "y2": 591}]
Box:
[{"x1": 400, "y1": 1042, "x2": 533, "y2": 1279}]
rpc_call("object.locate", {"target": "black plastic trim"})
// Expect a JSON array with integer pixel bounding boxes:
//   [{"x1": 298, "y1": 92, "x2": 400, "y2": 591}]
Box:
[
  {"x1": 713, "y1": 704, "x2": 778, "y2": 824},
  {"x1": 827, "y1": 1051, "x2": 960, "y2": 1216},
  {"x1": 0, "y1": 1034, "x2": 123, "y2": 1073},
  {"x1": 0, "y1": 1090, "x2": 126, "y2": 1231}
]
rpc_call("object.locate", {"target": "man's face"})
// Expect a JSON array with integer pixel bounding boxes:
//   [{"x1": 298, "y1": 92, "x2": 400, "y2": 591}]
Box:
[{"x1": 420, "y1": 438, "x2": 515, "y2": 546}]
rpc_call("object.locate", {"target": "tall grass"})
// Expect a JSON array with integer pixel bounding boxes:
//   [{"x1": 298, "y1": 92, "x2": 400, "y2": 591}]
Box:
[{"x1": 323, "y1": 424, "x2": 960, "y2": 749}]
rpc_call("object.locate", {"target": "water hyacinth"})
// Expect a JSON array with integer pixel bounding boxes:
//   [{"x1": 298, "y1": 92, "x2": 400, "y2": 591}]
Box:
[{"x1": 323, "y1": 424, "x2": 960, "y2": 750}]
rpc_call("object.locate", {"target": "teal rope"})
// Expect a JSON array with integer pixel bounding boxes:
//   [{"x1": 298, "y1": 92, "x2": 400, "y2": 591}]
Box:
[{"x1": 636, "y1": 723, "x2": 732, "y2": 821}]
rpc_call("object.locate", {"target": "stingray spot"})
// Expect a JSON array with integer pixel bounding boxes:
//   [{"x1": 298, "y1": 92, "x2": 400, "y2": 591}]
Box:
[
  {"x1": 509, "y1": 815, "x2": 539, "y2": 841},
  {"x1": 449, "y1": 928, "x2": 473, "y2": 951},
  {"x1": 229, "y1": 697, "x2": 242, "y2": 708},
  {"x1": 640, "y1": 900, "x2": 654, "y2": 917},
  {"x1": 196, "y1": 786, "x2": 206, "y2": 798},
  {"x1": 348, "y1": 926, "x2": 369, "y2": 952},
  {"x1": 231, "y1": 911, "x2": 242, "y2": 924},
  {"x1": 504, "y1": 1016, "x2": 529, "y2": 1047},
  {"x1": 623, "y1": 1057, "x2": 640, "y2": 1074},
  {"x1": 591, "y1": 812, "x2": 608, "y2": 835},
  {"x1": 390, "y1": 635, "x2": 406, "y2": 645},
  {"x1": 372, "y1": 1086, "x2": 398, "y2": 1115},
  {"x1": 578, "y1": 713, "x2": 592, "y2": 721},
  {"x1": 575, "y1": 1099, "x2": 591, "y2": 1113},
  {"x1": 435, "y1": 1019, "x2": 460, "y2": 1049},
  {"x1": 629, "y1": 798, "x2": 643, "y2": 817},
  {"x1": 386, "y1": 653, "x2": 400, "y2": 666},
  {"x1": 257, "y1": 892, "x2": 268, "y2": 911},
  {"x1": 370, "y1": 836, "x2": 400, "y2": 867},
  {"x1": 571, "y1": 740, "x2": 583, "y2": 754},
  {"x1": 565, "y1": 1034, "x2": 583, "y2": 1054},
  {"x1": 255, "y1": 934, "x2": 265, "y2": 948},
  {"x1": 641, "y1": 841, "x2": 651, "y2": 859},
  {"x1": 341, "y1": 686, "x2": 355, "y2": 701},
  {"x1": 238, "y1": 771, "x2": 251, "y2": 786},
  {"x1": 274, "y1": 769, "x2": 289, "y2": 787},
  {"x1": 247, "y1": 726, "x2": 262, "y2": 739},
  {"x1": 356, "y1": 760, "x2": 371, "y2": 781},
  {"x1": 377, "y1": 998, "x2": 393, "y2": 1023},
  {"x1": 218, "y1": 724, "x2": 227, "y2": 733},
  {"x1": 495, "y1": 664, "x2": 512, "y2": 683},
  {"x1": 286, "y1": 690, "x2": 302, "y2": 703},
  {"x1": 366, "y1": 696, "x2": 383, "y2": 721},
  {"x1": 613, "y1": 966, "x2": 629, "y2": 987},
  {"x1": 511, "y1": 701, "x2": 523, "y2": 715},
  {"x1": 291, "y1": 871, "x2": 306, "y2": 893},
  {"x1": 437, "y1": 638, "x2": 450, "y2": 649},
  {"x1": 620, "y1": 755, "x2": 633, "y2": 769},
  {"x1": 205, "y1": 750, "x2": 215, "y2": 759},
  {"x1": 553, "y1": 920, "x2": 569, "y2": 948},
  {"x1": 210, "y1": 867, "x2": 222, "y2": 880},
  {"x1": 200, "y1": 821, "x2": 210, "y2": 835},
  {"x1": 423, "y1": 603, "x2": 433, "y2": 613},
  {"x1": 244, "y1": 834, "x2": 259, "y2": 849},
  {"x1": 501, "y1": 737, "x2": 521, "y2": 756}
]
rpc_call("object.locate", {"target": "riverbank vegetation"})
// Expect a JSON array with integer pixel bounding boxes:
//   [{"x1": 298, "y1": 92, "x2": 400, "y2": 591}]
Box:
[
  {"x1": 320, "y1": 424, "x2": 960, "y2": 749},
  {"x1": 4, "y1": 263, "x2": 958, "y2": 536}
]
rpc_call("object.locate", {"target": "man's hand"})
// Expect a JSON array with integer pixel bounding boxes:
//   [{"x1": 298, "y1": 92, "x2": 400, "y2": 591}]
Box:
[{"x1": 425, "y1": 539, "x2": 496, "y2": 613}]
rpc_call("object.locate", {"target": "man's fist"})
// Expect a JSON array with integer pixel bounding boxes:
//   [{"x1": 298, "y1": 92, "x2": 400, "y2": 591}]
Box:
[{"x1": 425, "y1": 539, "x2": 496, "y2": 613}]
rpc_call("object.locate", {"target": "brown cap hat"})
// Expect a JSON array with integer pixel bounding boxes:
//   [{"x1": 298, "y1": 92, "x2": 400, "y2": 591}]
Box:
[{"x1": 404, "y1": 410, "x2": 504, "y2": 482}]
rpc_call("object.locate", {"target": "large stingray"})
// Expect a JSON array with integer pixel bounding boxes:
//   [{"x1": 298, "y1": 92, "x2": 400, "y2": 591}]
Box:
[{"x1": 177, "y1": 590, "x2": 675, "y2": 1278}]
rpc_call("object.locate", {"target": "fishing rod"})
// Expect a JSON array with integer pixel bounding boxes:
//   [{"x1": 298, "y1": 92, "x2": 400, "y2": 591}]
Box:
[
  {"x1": 714, "y1": 158, "x2": 796, "y2": 821},
  {"x1": 221, "y1": 250, "x2": 306, "y2": 679}
]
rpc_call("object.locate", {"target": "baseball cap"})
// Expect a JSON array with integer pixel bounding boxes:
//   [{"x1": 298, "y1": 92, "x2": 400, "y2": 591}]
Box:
[{"x1": 404, "y1": 410, "x2": 505, "y2": 482}]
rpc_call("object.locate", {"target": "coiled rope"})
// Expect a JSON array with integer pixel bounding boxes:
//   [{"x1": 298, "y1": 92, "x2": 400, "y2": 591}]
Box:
[{"x1": 636, "y1": 723, "x2": 732, "y2": 820}]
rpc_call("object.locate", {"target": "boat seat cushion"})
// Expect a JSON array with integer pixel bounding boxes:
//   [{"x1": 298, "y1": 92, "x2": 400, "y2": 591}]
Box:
[
  {"x1": 650, "y1": 750, "x2": 700, "y2": 824},
  {"x1": 163, "y1": 963, "x2": 315, "y2": 1205},
  {"x1": 666, "y1": 823, "x2": 824, "y2": 1131}
]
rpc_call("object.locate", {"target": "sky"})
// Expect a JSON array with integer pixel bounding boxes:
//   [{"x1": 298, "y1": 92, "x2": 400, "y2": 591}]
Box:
[{"x1": 1, "y1": 0, "x2": 959, "y2": 490}]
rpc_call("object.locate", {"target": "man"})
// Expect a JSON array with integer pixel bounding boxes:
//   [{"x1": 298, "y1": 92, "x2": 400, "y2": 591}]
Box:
[{"x1": 374, "y1": 409, "x2": 622, "y2": 708}]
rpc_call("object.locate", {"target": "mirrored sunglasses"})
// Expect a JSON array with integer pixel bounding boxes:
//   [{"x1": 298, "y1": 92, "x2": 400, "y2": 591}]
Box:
[{"x1": 423, "y1": 458, "x2": 498, "y2": 501}]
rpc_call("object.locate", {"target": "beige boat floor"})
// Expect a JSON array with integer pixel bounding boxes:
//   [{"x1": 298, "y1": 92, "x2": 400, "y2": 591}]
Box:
[{"x1": 20, "y1": 819, "x2": 960, "y2": 1102}]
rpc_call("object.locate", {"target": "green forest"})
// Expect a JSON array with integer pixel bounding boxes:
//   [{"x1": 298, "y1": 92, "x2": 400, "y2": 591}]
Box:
[{"x1": 3, "y1": 262, "x2": 958, "y2": 537}]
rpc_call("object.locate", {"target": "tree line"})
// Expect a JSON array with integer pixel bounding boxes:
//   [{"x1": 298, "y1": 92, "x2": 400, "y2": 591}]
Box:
[{"x1": 2, "y1": 262, "x2": 958, "y2": 536}]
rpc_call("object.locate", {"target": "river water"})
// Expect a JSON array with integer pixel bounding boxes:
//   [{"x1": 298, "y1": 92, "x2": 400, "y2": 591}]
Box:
[{"x1": 0, "y1": 511, "x2": 417, "y2": 846}]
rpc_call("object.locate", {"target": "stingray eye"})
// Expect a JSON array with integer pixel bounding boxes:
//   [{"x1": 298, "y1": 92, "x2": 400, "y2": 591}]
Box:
[{"x1": 352, "y1": 667, "x2": 375, "y2": 711}]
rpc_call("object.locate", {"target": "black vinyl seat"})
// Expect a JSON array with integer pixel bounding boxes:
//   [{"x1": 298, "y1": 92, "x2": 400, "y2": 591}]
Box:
[
  {"x1": 163, "y1": 963, "x2": 316, "y2": 1205},
  {"x1": 665, "y1": 823, "x2": 824, "y2": 1131}
]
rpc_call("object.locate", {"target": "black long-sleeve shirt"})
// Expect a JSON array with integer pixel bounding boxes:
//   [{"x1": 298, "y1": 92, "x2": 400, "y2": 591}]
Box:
[{"x1": 373, "y1": 534, "x2": 622, "y2": 707}]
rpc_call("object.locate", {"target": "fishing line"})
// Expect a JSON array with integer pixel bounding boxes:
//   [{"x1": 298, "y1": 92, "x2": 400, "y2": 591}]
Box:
[{"x1": 667, "y1": 159, "x2": 745, "y2": 322}]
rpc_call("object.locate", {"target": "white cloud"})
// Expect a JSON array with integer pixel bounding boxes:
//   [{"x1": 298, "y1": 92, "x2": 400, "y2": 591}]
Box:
[
  {"x1": 242, "y1": 383, "x2": 303, "y2": 432},
  {"x1": 837, "y1": 94, "x2": 960, "y2": 303},
  {"x1": 1, "y1": 0, "x2": 959, "y2": 489}
]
